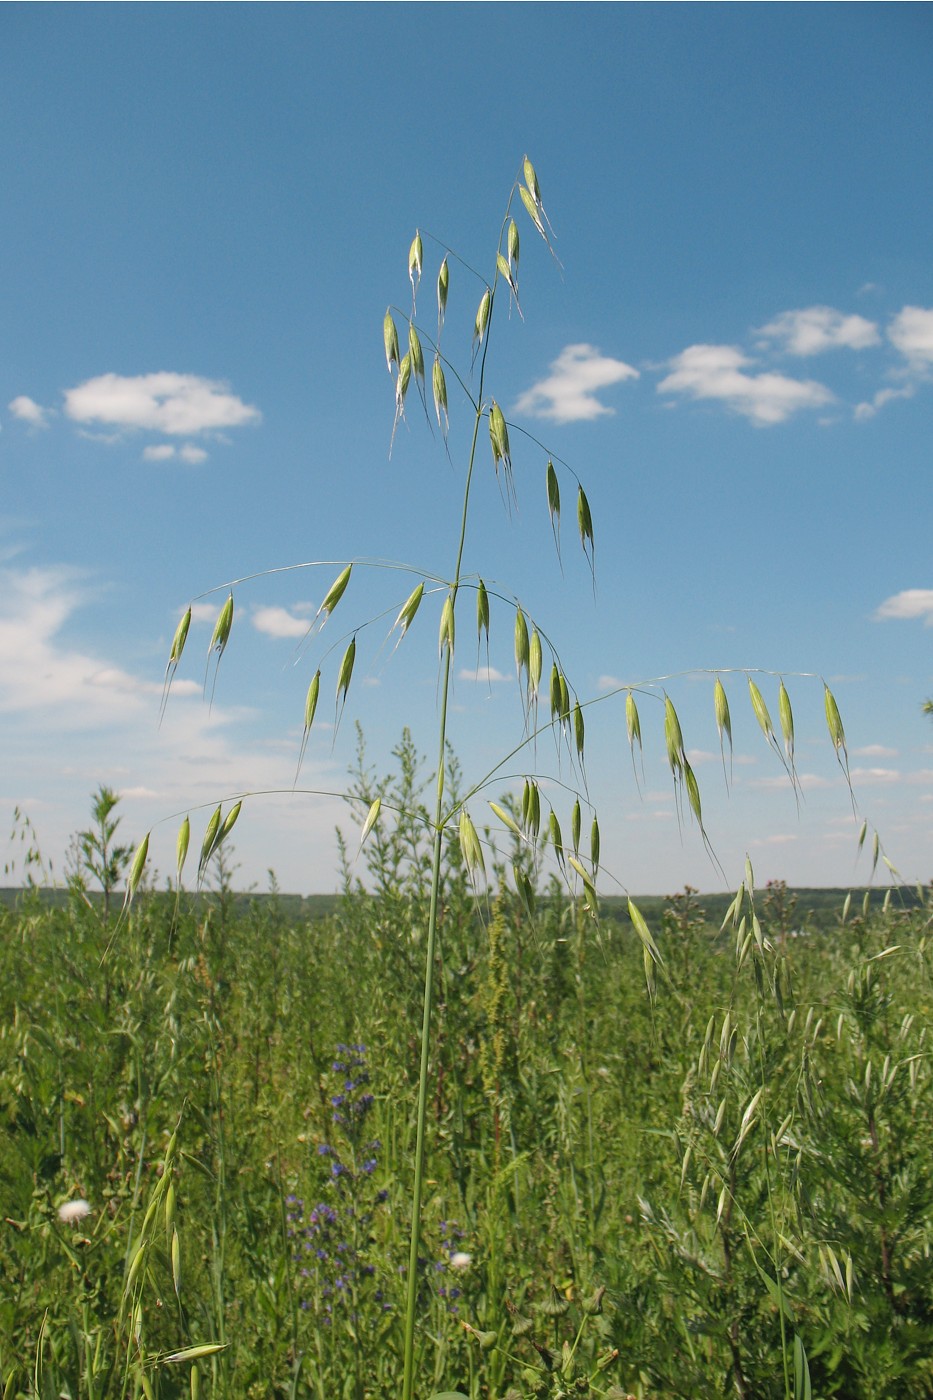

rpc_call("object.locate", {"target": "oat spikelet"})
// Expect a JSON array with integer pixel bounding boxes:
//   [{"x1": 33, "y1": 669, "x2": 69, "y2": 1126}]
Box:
[{"x1": 161, "y1": 606, "x2": 191, "y2": 723}]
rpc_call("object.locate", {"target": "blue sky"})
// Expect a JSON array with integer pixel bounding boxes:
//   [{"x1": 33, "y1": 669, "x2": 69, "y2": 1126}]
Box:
[{"x1": 2, "y1": 3, "x2": 931, "y2": 897}]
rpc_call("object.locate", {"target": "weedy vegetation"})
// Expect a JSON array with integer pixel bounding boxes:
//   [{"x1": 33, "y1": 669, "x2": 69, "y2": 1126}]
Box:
[{"x1": 2, "y1": 160, "x2": 931, "y2": 1399}]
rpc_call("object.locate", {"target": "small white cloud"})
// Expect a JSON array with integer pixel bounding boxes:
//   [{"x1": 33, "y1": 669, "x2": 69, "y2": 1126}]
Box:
[
  {"x1": 252, "y1": 605, "x2": 311, "y2": 640},
  {"x1": 756, "y1": 306, "x2": 879, "y2": 356},
  {"x1": 854, "y1": 744, "x2": 899, "y2": 758},
  {"x1": 179, "y1": 443, "x2": 208, "y2": 464},
  {"x1": 64, "y1": 372, "x2": 260, "y2": 436},
  {"x1": 514, "y1": 344, "x2": 639, "y2": 424},
  {"x1": 873, "y1": 590, "x2": 933, "y2": 625},
  {"x1": 888, "y1": 306, "x2": 933, "y2": 368},
  {"x1": 458, "y1": 665, "x2": 511, "y2": 684},
  {"x1": 8, "y1": 395, "x2": 51, "y2": 427},
  {"x1": 854, "y1": 385, "x2": 916, "y2": 420},
  {"x1": 657, "y1": 344, "x2": 833, "y2": 425},
  {"x1": 849, "y1": 766, "x2": 901, "y2": 785},
  {"x1": 143, "y1": 444, "x2": 176, "y2": 462},
  {"x1": 189, "y1": 602, "x2": 223, "y2": 625}
]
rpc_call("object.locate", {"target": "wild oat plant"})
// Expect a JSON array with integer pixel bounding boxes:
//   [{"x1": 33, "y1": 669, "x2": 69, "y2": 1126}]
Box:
[{"x1": 14, "y1": 156, "x2": 917, "y2": 1400}]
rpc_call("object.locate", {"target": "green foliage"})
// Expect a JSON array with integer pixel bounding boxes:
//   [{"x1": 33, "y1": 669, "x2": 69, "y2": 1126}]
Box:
[{"x1": 1, "y1": 791, "x2": 931, "y2": 1395}]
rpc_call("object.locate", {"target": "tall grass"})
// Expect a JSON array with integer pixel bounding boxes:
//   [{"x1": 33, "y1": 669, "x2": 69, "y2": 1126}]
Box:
[
  {"x1": 0, "y1": 821, "x2": 931, "y2": 1396},
  {"x1": 5, "y1": 158, "x2": 923, "y2": 1398}
]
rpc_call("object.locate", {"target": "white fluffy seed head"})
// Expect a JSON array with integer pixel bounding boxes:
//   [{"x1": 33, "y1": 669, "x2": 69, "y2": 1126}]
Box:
[{"x1": 58, "y1": 1199, "x2": 91, "y2": 1224}]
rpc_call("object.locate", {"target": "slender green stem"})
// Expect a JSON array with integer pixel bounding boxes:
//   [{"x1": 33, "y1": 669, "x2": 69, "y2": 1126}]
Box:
[{"x1": 401, "y1": 285, "x2": 495, "y2": 1400}]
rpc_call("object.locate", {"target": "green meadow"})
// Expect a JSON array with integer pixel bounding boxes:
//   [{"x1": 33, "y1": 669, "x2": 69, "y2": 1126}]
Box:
[{"x1": 1, "y1": 775, "x2": 931, "y2": 1399}]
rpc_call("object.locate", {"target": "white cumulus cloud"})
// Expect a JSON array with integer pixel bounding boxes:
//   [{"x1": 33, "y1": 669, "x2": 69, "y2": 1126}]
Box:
[
  {"x1": 854, "y1": 385, "x2": 916, "y2": 421},
  {"x1": 657, "y1": 344, "x2": 834, "y2": 425},
  {"x1": 252, "y1": 605, "x2": 312, "y2": 639},
  {"x1": 873, "y1": 589, "x2": 933, "y2": 625},
  {"x1": 64, "y1": 372, "x2": 260, "y2": 436},
  {"x1": 8, "y1": 395, "x2": 51, "y2": 427},
  {"x1": 514, "y1": 344, "x2": 639, "y2": 423},
  {"x1": 458, "y1": 665, "x2": 511, "y2": 683},
  {"x1": 756, "y1": 306, "x2": 880, "y2": 356},
  {"x1": 888, "y1": 306, "x2": 933, "y2": 368},
  {"x1": 142, "y1": 444, "x2": 176, "y2": 462}
]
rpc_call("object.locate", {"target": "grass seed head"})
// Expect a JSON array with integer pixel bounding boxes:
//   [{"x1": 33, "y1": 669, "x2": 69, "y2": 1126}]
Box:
[
  {"x1": 519, "y1": 182, "x2": 547, "y2": 241},
  {"x1": 507, "y1": 216, "x2": 520, "y2": 268},
  {"x1": 439, "y1": 593, "x2": 455, "y2": 656},
  {"x1": 408, "y1": 322, "x2": 425, "y2": 385},
  {"x1": 176, "y1": 816, "x2": 190, "y2": 883},
  {"x1": 321, "y1": 565, "x2": 352, "y2": 621},
  {"x1": 408, "y1": 230, "x2": 423, "y2": 300},
  {"x1": 473, "y1": 287, "x2": 491, "y2": 351},
  {"x1": 477, "y1": 579, "x2": 490, "y2": 641},
  {"x1": 394, "y1": 582, "x2": 425, "y2": 640},
  {"x1": 437, "y1": 255, "x2": 449, "y2": 330},
  {"x1": 523, "y1": 155, "x2": 542, "y2": 207},
  {"x1": 528, "y1": 629, "x2": 543, "y2": 697},
  {"x1": 432, "y1": 354, "x2": 448, "y2": 434},
  {"x1": 304, "y1": 669, "x2": 321, "y2": 729},
  {"x1": 336, "y1": 637, "x2": 357, "y2": 703},
  {"x1": 169, "y1": 607, "x2": 191, "y2": 665},
  {"x1": 514, "y1": 606, "x2": 529, "y2": 679},
  {"x1": 123, "y1": 832, "x2": 150, "y2": 911},
  {"x1": 383, "y1": 309, "x2": 400, "y2": 374},
  {"x1": 571, "y1": 797, "x2": 582, "y2": 856}
]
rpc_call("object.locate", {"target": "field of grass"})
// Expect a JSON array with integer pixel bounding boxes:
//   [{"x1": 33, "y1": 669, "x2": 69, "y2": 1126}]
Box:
[{"x1": 1, "y1": 794, "x2": 931, "y2": 1400}]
